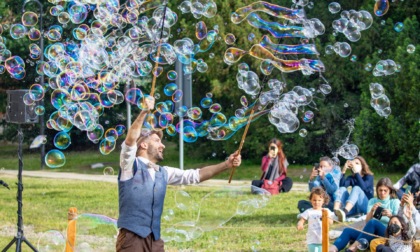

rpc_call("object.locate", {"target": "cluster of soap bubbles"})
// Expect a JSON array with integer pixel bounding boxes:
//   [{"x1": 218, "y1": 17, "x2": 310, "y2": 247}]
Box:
[
  {"x1": 227, "y1": 2, "x2": 325, "y2": 75},
  {"x1": 37, "y1": 213, "x2": 117, "y2": 251},
  {"x1": 370, "y1": 83, "x2": 391, "y2": 118},
  {"x1": 372, "y1": 59, "x2": 400, "y2": 77},
  {"x1": 268, "y1": 85, "x2": 314, "y2": 134},
  {"x1": 0, "y1": 0, "x2": 334, "y2": 162},
  {"x1": 206, "y1": 60, "x2": 323, "y2": 140},
  {"x1": 325, "y1": 42, "x2": 352, "y2": 58},
  {"x1": 237, "y1": 67, "x2": 261, "y2": 96},
  {"x1": 332, "y1": 10, "x2": 373, "y2": 42},
  {"x1": 161, "y1": 186, "x2": 270, "y2": 242},
  {"x1": 0, "y1": 0, "x2": 227, "y2": 167},
  {"x1": 178, "y1": 0, "x2": 217, "y2": 19}
]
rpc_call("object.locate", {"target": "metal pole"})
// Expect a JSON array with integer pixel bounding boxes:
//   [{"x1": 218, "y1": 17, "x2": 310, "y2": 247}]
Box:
[
  {"x1": 39, "y1": 2, "x2": 45, "y2": 170},
  {"x1": 175, "y1": 59, "x2": 192, "y2": 170},
  {"x1": 175, "y1": 60, "x2": 184, "y2": 170},
  {"x1": 179, "y1": 117, "x2": 184, "y2": 170}
]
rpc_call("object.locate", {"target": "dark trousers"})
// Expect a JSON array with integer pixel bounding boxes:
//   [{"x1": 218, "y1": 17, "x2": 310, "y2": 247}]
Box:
[
  {"x1": 116, "y1": 228, "x2": 165, "y2": 252},
  {"x1": 281, "y1": 177, "x2": 293, "y2": 192},
  {"x1": 251, "y1": 177, "x2": 293, "y2": 193}
]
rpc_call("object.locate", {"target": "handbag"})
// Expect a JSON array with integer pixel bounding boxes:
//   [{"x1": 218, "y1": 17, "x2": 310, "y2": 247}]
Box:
[{"x1": 261, "y1": 179, "x2": 279, "y2": 195}]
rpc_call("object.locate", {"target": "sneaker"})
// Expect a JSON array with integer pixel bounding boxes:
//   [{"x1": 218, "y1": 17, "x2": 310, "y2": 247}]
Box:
[{"x1": 335, "y1": 209, "x2": 346, "y2": 222}]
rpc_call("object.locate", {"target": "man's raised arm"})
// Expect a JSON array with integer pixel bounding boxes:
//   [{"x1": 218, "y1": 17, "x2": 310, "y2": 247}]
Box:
[{"x1": 125, "y1": 96, "x2": 154, "y2": 147}]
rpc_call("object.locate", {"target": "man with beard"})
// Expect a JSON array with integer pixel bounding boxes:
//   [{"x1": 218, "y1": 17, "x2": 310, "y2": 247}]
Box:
[{"x1": 116, "y1": 96, "x2": 241, "y2": 252}]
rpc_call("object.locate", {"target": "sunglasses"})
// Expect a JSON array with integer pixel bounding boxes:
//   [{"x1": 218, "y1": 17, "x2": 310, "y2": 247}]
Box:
[{"x1": 269, "y1": 146, "x2": 276, "y2": 151}]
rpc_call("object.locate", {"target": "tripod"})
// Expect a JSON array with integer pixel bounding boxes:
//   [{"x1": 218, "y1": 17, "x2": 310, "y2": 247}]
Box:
[{"x1": 2, "y1": 125, "x2": 38, "y2": 252}]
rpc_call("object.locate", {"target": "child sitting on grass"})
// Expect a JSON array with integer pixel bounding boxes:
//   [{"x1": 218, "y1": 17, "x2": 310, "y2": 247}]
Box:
[{"x1": 297, "y1": 187, "x2": 334, "y2": 252}]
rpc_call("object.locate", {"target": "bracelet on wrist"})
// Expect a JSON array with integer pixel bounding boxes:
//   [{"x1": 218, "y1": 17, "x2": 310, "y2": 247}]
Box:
[{"x1": 224, "y1": 160, "x2": 230, "y2": 169}]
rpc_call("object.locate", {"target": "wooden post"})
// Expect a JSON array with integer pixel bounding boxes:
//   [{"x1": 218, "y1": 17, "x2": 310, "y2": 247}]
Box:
[
  {"x1": 66, "y1": 207, "x2": 77, "y2": 252},
  {"x1": 322, "y1": 208, "x2": 329, "y2": 252}
]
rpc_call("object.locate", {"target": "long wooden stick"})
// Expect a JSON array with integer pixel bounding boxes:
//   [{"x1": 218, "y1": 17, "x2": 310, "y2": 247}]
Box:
[
  {"x1": 150, "y1": 44, "x2": 162, "y2": 97},
  {"x1": 150, "y1": 5, "x2": 168, "y2": 97},
  {"x1": 228, "y1": 108, "x2": 256, "y2": 183}
]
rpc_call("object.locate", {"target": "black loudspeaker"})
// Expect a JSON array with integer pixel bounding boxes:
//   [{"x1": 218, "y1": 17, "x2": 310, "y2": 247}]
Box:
[{"x1": 5, "y1": 90, "x2": 39, "y2": 124}]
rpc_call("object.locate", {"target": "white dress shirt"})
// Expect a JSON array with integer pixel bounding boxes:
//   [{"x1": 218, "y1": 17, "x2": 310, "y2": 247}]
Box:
[{"x1": 119, "y1": 142, "x2": 200, "y2": 184}]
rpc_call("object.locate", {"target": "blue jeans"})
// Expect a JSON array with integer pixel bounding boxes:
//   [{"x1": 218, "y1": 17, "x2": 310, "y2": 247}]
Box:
[
  {"x1": 334, "y1": 186, "x2": 368, "y2": 216},
  {"x1": 333, "y1": 219, "x2": 386, "y2": 250}
]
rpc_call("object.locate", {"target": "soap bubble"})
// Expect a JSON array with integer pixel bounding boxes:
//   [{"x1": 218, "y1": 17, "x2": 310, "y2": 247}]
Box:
[
  {"x1": 328, "y1": 2, "x2": 341, "y2": 14},
  {"x1": 407, "y1": 44, "x2": 415, "y2": 54},
  {"x1": 299, "y1": 128, "x2": 308, "y2": 137},
  {"x1": 357, "y1": 238, "x2": 369, "y2": 250},
  {"x1": 45, "y1": 149, "x2": 66, "y2": 168},
  {"x1": 103, "y1": 166, "x2": 114, "y2": 175},
  {"x1": 37, "y1": 230, "x2": 65, "y2": 251},
  {"x1": 338, "y1": 144, "x2": 359, "y2": 160},
  {"x1": 394, "y1": 22, "x2": 404, "y2": 32},
  {"x1": 224, "y1": 33, "x2": 236, "y2": 45},
  {"x1": 71, "y1": 213, "x2": 118, "y2": 251}
]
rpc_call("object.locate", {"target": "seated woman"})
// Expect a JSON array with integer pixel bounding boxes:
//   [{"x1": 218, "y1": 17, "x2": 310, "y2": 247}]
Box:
[
  {"x1": 253, "y1": 138, "x2": 293, "y2": 193},
  {"x1": 370, "y1": 191, "x2": 420, "y2": 252},
  {"x1": 334, "y1": 156, "x2": 375, "y2": 222},
  {"x1": 298, "y1": 156, "x2": 341, "y2": 213},
  {"x1": 329, "y1": 178, "x2": 401, "y2": 252}
]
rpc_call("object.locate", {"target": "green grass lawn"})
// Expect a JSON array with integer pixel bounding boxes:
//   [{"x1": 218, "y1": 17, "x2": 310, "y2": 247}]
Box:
[
  {"x1": 0, "y1": 176, "x2": 312, "y2": 251},
  {"x1": 0, "y1": 141, "x2": 407, "y2": 251}
]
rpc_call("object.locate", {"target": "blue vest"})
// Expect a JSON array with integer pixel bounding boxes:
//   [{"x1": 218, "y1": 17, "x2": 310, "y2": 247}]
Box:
[{"x1": 117, "y1": 160, "x2": 168, "y2": 240}]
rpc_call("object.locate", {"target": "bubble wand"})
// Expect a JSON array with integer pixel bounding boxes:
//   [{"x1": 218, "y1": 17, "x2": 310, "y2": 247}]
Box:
[
  {"x1": 227, "y1": 48, "x2": 284, "y2": 184},
  {"x1": 228, "y1": 108, "x2": 256, "y2": 183},
  {"x1": 150, "y1": 4, "x2": 168, "y2": 97},
  {"x1": 228, "y1": 6, "x2": 308, "y2": 183}
]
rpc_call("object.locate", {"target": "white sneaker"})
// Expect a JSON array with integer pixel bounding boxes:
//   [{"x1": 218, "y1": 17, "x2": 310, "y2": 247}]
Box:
[
  {"x1": 328, "y1": 230, "x2": 342, "y2": 239},
  {"x1": 335, "y1": 209, "x2": 346, "y2": 222}
]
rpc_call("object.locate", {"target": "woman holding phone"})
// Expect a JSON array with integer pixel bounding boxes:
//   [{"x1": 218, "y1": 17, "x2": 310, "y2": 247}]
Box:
[
  {"x1": 253, "y1": 138, "x2": 293, "y2": 193},
  {"x1": 333, "y1": 156, "x2": 375, "y2": 222}
]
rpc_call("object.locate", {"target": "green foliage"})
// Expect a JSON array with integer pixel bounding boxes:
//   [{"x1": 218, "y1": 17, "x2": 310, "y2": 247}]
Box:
[{"x1": 0, "y1": 0, "x2": 419, "y2": 171}]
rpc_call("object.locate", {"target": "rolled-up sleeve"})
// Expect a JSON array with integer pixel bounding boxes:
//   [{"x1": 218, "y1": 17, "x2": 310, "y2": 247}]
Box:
[
  {"x1": 165, "y1": 167, "x2": 200, "y2": 185},
  {"x1": 119, "y1": 142, "x2": 137, "y2": 181}
]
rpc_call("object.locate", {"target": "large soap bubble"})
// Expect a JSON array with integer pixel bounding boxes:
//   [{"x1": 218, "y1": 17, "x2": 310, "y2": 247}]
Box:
[
  {"x1": 68, "y1": 213, "x2": 118, "y2": 251},
  {"x1": 37, "y1": 230, "x2": 66, "y2": 251},
  {"x1": 45, "y1": 149, "x2": 66, "y2": 168},
  {"x1": 338, "y1": 143, "x2": 359, "y2": 160}
]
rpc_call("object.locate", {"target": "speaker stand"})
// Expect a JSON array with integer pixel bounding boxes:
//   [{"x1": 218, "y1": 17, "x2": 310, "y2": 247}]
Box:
[{"x1": 2, "y1": 125, "x2": 38, "y2": 252}]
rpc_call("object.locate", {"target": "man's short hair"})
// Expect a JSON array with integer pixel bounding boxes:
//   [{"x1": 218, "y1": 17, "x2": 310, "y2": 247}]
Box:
[{"x1": 136, "y1": 128, "x2": 163, "y2": 147}]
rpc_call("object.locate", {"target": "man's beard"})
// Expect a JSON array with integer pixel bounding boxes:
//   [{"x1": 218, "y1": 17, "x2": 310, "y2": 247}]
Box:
[{"x1": 148, "y1": 148, "x2": 163, "y2": 162}]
